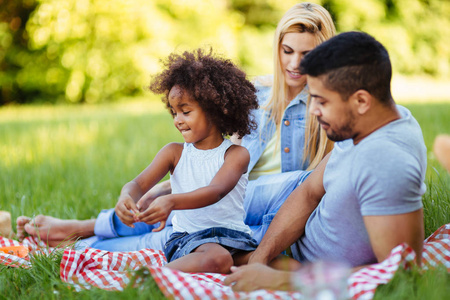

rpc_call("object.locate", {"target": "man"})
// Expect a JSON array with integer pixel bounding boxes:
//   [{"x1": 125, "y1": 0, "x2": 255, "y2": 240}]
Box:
[{"x1": 224, "y1": 31, "x2": 427, "y2": 291}]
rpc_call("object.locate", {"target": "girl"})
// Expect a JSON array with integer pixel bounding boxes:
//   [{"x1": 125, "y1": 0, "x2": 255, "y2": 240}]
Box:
[{"x1": 115, "y1": 48, "x2": 259, "y2": 273}]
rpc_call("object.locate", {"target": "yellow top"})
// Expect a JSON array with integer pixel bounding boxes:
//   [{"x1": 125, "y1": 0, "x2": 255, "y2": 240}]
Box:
[{"x1": 248, "y1": 131, "x2": 282, "y2": 181}]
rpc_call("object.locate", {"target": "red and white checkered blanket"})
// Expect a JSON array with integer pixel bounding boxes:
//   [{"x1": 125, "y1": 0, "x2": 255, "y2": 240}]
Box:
[{"x1": 1, "y1": 223, "x2": 449, "y2": 300}]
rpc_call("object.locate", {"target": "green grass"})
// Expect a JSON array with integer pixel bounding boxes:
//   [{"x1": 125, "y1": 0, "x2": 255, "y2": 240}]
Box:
[
  {"x1": 0, "y1": 249, "x2": 166, "y2": 299},
  {"x1": 0, "y1": 100, "x2": 182, "y2": 220},
  {"x1": 405, "y1": 103, "x2": 450, "y2": 237},
  {"x1": 0, "y1": 100, "x2": 449, "y2": 299},
  {"x1": 374, "y1": 265, "x2": 450, "y2": 300}
]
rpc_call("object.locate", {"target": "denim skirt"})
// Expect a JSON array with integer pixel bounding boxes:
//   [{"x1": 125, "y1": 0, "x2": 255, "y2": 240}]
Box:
[{"x1": 163, "y1": 227, "x2": 258, "y2": 262}]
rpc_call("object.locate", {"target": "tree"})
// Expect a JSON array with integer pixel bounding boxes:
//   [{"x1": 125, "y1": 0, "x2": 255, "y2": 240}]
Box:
[{"x1": 1, "y1": 0, "x2": 449, "y2": 105}]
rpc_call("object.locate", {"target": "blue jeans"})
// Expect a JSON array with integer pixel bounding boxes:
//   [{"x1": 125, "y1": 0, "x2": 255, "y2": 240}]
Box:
[
  {"x1": 76, "y1": 170, "x2": 311, "y2": 252},
  {"x1": 164, "y1": 227, "x2": 258, "y2": 262}
]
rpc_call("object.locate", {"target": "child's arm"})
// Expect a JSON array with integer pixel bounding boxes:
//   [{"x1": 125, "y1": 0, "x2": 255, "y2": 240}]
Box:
[
  {"x1": 114, "y1": 143, "x2": 182, "y2": 227},
  {"x1": 138, "y1": 145, "x2": 250, "y2": 231}
]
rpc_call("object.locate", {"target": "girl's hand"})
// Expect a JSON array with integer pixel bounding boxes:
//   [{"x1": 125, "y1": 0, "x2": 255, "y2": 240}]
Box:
[
  {"x1": 135, "y1": 180, "x2": 172, "y2": 217},
  {"x1": 114, "y1": 195, "x2": 139, "y2": 228},
  {"x1": 135, "y1": 193, "x2": 157, "y2": 214},
  {"x1": 137, "y1": 195, "x2": 175, "y2": 231}
]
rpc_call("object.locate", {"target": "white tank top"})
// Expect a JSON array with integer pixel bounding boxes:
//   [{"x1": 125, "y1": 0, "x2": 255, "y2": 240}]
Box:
[{"x1": 171, "y1": 139, "x2": 252, "y2": 235}]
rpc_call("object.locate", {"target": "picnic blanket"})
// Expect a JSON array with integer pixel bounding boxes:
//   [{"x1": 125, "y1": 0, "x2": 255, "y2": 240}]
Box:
[{"x1": 1, "y1": 223, "x2": 449, "y2": 300}]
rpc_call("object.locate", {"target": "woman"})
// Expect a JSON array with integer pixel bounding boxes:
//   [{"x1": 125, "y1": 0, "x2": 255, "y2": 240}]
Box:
[
  {"x1": 238, "y1": 2, "x2": 335, "y2": 239},
  {"x1": 16, "y1": 2, "x2": 336, "y2": 251}
]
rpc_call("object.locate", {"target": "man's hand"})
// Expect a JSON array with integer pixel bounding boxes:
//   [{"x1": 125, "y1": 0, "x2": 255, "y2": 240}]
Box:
[
  {"x1": 114, "y1": 195, "x2": 139, "y2": 227},
  {"x1": 223, "y1": 264, "x2": 291, "y2": 292}
]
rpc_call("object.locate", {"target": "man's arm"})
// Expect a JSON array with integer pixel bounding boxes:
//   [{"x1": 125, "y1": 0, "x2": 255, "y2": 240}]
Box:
[
  {"x1": 363, "y1": 208, "x2": 424, "y2": 265},
  {"x1": 224, "y1": 154, "x2": 329, "y2": 291},
  {"x1": 225, "y1": 209, "x2": 425, "y2": 292},
  {"x1": 248, "y1": 153, "x2": 330, "y2": 265}
]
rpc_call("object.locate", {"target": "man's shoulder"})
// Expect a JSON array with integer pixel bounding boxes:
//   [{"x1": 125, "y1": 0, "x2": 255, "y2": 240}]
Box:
[
  {"x1": 357, "y1": 106, "x2": 425, "y2": 159},
  {"x1": 352, "y1": 136, "x2": 423, "y2": 174},
  {"x1": 348, "y1": 111, "x2": 427, "y2": 204}
]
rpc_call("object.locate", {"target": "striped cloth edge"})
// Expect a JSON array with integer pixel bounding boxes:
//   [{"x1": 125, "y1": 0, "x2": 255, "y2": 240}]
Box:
[{"x1": 1, "y1": 223, "x2": 449, "y2": 299}]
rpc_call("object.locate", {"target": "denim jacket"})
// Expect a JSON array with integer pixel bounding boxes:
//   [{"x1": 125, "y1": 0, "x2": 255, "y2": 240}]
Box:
[{"x1": 242, "y1": 83, "x2": 310, "y2": 173}]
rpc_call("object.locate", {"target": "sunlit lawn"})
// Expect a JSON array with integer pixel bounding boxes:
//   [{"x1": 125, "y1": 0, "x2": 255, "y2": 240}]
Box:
[
  {"x1": 0, "y1": 99, "x2": 449, "y2": 299},
  {"x1": 0, "y1": 99, "x2": 181, "y2": 221}
]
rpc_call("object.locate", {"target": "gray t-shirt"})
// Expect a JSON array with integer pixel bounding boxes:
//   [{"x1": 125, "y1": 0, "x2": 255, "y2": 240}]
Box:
[{"x1": 291, "y1": 105, "x2": 427, "y2": 267}]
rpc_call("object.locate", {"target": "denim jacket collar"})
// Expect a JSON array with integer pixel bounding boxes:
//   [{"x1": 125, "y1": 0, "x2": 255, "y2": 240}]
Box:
[
  {"x1": 286, "y1": 85, "x2": 309, "y2": 109},
  {"x1": 242, "y1": 84, "x2": 310, "y2": 173}
]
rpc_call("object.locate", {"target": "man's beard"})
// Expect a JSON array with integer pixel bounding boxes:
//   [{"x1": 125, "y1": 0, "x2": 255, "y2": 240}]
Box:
[{"x1": 319, "y1": 112, "x2": 356, "y2": 142}]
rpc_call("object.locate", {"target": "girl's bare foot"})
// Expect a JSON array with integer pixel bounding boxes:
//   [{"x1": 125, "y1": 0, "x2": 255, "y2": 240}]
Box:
[
  {"x1": 16, "y1": 215, "x2": 96, "y2": 247},
  {"x1": 0, "y1": 211, "x2": 14, "y2": 238}
]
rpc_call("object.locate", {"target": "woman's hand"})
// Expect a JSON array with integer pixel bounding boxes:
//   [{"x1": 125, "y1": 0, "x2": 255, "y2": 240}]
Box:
[
  {"x1": 136, "y1": 194, "x2": 175, "y2": 231},
  {"x1": 114, "y1": 194, "x2": 139, "y2": 227}
]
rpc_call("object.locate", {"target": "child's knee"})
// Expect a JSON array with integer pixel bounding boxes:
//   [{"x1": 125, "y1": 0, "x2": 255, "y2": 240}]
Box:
[{"x1": 201, "y1": 247, "x2": 233, "y2": 273}]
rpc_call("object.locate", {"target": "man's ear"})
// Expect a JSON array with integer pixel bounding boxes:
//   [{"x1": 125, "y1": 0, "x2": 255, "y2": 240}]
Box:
[{"x1": 350, "y1": 89, "x2": 372, "y2": 115}]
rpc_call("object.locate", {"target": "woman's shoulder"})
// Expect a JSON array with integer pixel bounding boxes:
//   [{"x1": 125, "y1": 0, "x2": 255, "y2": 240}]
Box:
[
  {"x1": 252, "y1": 75, "x2": 273, "y2": 105},
  {"x1": 253, "y1": 75, "x2": 273, "y2": 89}
]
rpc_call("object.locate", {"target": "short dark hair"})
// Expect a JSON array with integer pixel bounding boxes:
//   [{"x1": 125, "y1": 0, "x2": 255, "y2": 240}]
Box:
[
  {"x1": 300, "y1": 31, "x2": 393, "y2": 104},
  {"x1": 149, "y1": 48, "x2": 258, "y2": 138}
]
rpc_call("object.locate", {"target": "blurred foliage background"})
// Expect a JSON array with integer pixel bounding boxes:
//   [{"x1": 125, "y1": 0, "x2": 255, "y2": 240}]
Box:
[{"x1": 1, "y1": 0, "x2": 449, "y2": 105}]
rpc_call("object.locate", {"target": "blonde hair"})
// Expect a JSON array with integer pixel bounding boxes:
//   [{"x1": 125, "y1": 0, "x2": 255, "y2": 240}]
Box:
[{"x1": 264, "y1": 2, "x2": 336, "y2": 170}]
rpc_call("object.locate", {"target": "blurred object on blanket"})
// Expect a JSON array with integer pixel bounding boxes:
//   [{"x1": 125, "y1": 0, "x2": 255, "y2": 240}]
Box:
[
  {"x1": 0, "y1": 245, "x2": 29, "y2": 258},
  {"x1": 0, "y1": 211, "x2": 14, "y2": 239},
  {"x1": 292, "y1": 260, "x2": 350, "y2": 300},
  {"x1": 433, "y1": 134, "x2": 450, "y2": 173},
  {"x1": 0, "y1": 235, "x2": 54, "y2": 268}
]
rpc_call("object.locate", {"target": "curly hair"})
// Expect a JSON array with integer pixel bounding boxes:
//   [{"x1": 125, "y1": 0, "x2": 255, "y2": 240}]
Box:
[{"x1": 148, "y1": 48, "x2": 258, "y2": 138}]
